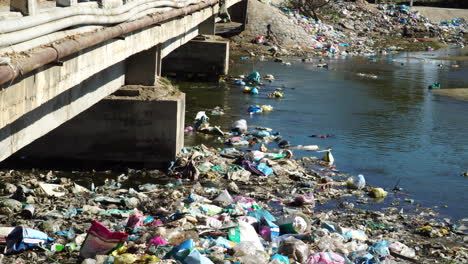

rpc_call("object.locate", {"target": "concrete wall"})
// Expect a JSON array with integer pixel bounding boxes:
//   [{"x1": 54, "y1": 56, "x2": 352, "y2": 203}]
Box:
[
  {"x1": 162, "y1": 38, "x2": 229, "y2": 79},
  {"x1": 15, "y1": 92, "x2": 185, "y2": 167}
]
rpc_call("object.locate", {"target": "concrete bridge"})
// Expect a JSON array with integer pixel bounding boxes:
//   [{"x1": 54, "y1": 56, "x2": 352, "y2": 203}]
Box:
[{"x1": 0, "y1": 0, "x2": 248, "y2": 166}]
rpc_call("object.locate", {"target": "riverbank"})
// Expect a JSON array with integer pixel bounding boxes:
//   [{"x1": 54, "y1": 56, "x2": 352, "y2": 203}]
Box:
[
  {"x1": 0, "y1": 54, "x2": 467, "y2": 264},
  {"x1": 228, "y1": 0, "x2": 465, "y2": 58},
  {"x1": 0, "y1": 142, "x2": 466, "y2": 263},
  {"x1": 432, "y1": 88, "x2": 468, "y2": 101}
]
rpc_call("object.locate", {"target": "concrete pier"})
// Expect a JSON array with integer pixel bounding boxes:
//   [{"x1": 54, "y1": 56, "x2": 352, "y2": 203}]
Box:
[
  {"x1": 162, "y1": 36, "x2": 229, "y2": 79},
  {"x1": 126, "y1": 45, "x2": 162, "y2": 86},
  {"x1": 14, "y1": 85, "x2": 185, "y2": 168}
]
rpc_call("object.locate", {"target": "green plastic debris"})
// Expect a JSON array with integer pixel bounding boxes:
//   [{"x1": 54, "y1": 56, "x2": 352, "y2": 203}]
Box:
[
  {"x1": 211, "y1": 165, "x2": 226, "y2": 174},
  {"x1": 228, "y1": 225, "x2": 241, "y2": 243},
  {"x1": 367, "y1": 221, "x2": 397, "y2": 231},
  {"x1": 99, "y1": 209, "x2": 133, "y2": 217},
  {"x1": 428, "y1": 82, "x2": 441, "y2": 89},
  {"x1": 51, "y1": 244, "x2": 65, "y2": 252}
]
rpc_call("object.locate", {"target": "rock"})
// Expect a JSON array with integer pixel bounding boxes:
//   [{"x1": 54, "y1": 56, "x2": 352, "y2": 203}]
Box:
[
  {"x1": 1, "y1": 183, "x2": 17, "y2": 195},
  {"x1": 227, "y1": 181, "x2": 240, "y2": 194},
  {"x1": 0, "y1": 198, "x2": 22, "y2": 212}
]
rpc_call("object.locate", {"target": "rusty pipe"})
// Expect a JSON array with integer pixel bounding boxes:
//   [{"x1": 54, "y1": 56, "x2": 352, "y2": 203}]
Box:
[{"x1": 0, "y1": 0, "x2": 218, "y2": 86}]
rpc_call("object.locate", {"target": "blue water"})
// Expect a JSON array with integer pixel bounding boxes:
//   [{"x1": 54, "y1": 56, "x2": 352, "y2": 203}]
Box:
[{"x1": 181, "y1": 47, "x2": 468, "y2": 220}]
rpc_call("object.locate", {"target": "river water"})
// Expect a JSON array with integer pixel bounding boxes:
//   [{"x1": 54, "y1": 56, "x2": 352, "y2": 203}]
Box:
[{"x1": 180, "y1": 47, "x2": 468, "y2": 220}]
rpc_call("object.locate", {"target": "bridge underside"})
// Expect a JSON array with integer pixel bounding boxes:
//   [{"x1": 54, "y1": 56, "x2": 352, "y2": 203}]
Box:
[{"x1": 0, "y1": 0, "x2": 247, "y2": 165}]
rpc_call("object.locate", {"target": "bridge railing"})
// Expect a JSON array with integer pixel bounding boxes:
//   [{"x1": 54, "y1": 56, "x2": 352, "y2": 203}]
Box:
[{"x1": 1, "y1": 0, "x2": 217, "y2": 50}]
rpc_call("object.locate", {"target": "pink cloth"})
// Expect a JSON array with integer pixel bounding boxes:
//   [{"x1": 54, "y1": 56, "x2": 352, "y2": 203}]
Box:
[
  {"x1": 152, "y1": 220, "x2": 163, "y2": 227},
  {"x1": 147, "y1": 237, "x2": 167, "y2": 249},
  {"x1": 126, "y1": 211, "x2": 144, "y2": 228},
  {"x1": 307, "y1": 252, "x2": 345, "y2": 264}
]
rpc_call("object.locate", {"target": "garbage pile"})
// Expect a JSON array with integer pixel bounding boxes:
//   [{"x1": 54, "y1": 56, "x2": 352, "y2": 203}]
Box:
[
  {"x1": 0, "y1": 76, "x2": 466, "y2": 263},
  {"x1": 1, "y1": 67, "x2": 466, "y2": 262},
  {"x1": 0, "y1": 146, "x2": 467, "y2": 263},
  {"x1": 249, "y1": 0, "x2": 466, "y2": 57}
]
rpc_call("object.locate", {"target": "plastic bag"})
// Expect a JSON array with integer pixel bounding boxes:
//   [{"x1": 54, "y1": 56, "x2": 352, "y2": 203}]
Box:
[
  {"x1": 239, "y1": 221, "x2": 264, "y2": 251},
  {"x1": 214, "y1": 189, "x2": 234, "y2": 204},
  {"x1": 389, "y1": 241, "x2": 416, "y2": 258},
  {"x1": 369, "y1": 188, "x2": 388, "y2": 199},
  {"x1": 79, "y1": 221, "x2": 128, "y2": 258},
  {"x1": 126, "y1": 209, "x2": 143, "y2": 229},
  {"x1": 306, "y1": 252, "x2": 345, "y2": 264},
  {"x1": 293, "y1": 193, "x2": 315, "y2": 207},
  {"x1": 277, "y1": 213, "x2": 311, "y2": 234},
  {"x1": 278, "y1": 237, "x2": 309, "y2": 263},
  {"x1": 6, "y1": 226, "x2": 54, "y2": 254},
  {"x1": 147, "y1": 237, "x2": 167, "y2": 249},
  {"x1": 346, "y1": 174, "x2": 366, "y2": 190},
  {"x1": 244, "y1": 72, "x2": 261, "y2": 83},
  {"x1": 114, "y1": 253, "x2": 139, "y2": 264},
  {"x1": 343, "y1": 230, "x2": 368, "y2": 241},
  {"x1": 234, "y1": 242, "x2": 269, "y2": 264},
  {"x1": 242, "y1": 160, "x2": 273, "y2": 177},
  {"x1": 247, "y1": 105, "x2": 263, "y2": 114},
  {"x1": 184, "y1": 249, "x2": 214, "y2": 264},
  {"x1": 231, "y1": 119, "x2": 248, "y2": 134},
  {"x1": 270, "y1": 254, "x2": 290, "y2": 264},
  {"x1": 369, "y1": 240, "x2": 391, "y2": 259}
]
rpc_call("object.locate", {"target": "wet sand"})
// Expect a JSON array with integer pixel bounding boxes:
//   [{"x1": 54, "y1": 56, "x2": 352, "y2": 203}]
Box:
[{"x1": 432, "y1": 88, "x2": 468, "y2": 101}]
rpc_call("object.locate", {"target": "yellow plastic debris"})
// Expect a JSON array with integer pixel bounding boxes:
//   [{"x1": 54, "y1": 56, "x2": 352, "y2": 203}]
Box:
[
  {"x1": 110, "y1": 246, "x2": 128, "y2": 256},
  {"x1": 114, "y1": 253, "x2": 139, "y2": 264},
  {"x1": 261, "y1": 105, "x2": 273, "y2": 112},
  {"x1": 370, "y1": 188, "x2": 388, "y2": 198},
  {"x1": 140, "y1": 254, "x2": 160, "y2": 263}
]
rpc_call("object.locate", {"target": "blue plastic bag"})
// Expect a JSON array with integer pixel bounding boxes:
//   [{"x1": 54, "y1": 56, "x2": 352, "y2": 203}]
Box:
[
  {"x1": 248, "y1": 106, "x2": 262, "y2": 113},
  {"x1": 244, "y1": 72, "x2": 261, "y2": 83},
  {"x1": 257, "y1": 163, "x2": 274, "y2": 176},
  {"x1": 6, "y1": 227, "x2": 54, "y2": 254},
  {"x1": 369, "y1": 240, "x2": 391, "y2": 259},
  {"x1": 270, "y1": 253, "x2": 290, "y2": 264},
  {"x1": 184, "y1": 249, "x2": 214, "y2": 264},
  {"x1": 248, "y1": 209, "x2": 277, "y2": 222}
]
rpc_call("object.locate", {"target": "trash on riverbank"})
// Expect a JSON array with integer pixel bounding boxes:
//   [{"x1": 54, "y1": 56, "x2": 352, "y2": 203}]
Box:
[
  {"x1": 234, "y1": 0, "x2": 466, "y2": 58},
  {"x1": 0, "y1": 143, "x2": 466, "y2": 263}
]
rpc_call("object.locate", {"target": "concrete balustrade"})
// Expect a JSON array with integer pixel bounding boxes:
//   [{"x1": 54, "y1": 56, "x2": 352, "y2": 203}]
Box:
[{"x1": 10, "y1": 0, "x2": 37, "y2": 15}]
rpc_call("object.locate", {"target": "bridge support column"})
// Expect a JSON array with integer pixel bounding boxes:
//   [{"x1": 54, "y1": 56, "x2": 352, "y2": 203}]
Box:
[
  {"x1": 162, "y1": 36, "x2": 229, "y2": 80},
  {"x1": 199, "y1": 16, "x2": 216, "y2": 35},
  {"x1": 56, "y1": 0, "x2": 77, "y2": 7},
  {"x1": 125, "y1": 45, "x2": 162, "y2": 86},
  {"x1": 10, "y1": 0, "x2": 37, "y2": 16},
  {"x1": 229, "y1": 0, "x2": 248, "y2": 30},
  {"x1": 12, "y1": 85, "x2": 185, "y2": 168}
]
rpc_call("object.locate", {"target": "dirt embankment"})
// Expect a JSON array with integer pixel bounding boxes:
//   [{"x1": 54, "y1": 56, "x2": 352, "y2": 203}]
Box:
[
  {"x1": 432, "y1": 88, "x2": 468, "y2": 101},
  {"x1": 412, "y1": 6, "x2": 468, "y2": 22}
]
